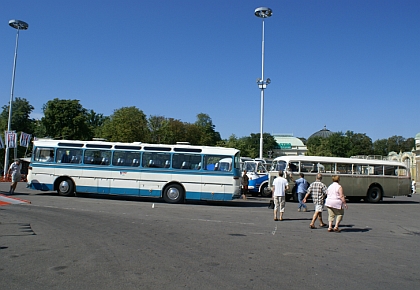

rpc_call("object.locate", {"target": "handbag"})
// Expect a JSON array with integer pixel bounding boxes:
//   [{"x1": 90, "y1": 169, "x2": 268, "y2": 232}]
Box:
[{"x1": 268, "y1": 199, "x2": 274, "y2": 209}]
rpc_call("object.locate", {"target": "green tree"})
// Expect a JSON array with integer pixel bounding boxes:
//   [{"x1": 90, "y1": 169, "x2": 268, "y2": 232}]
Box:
[
  {"x1": 372, "y1": 139, "x2": 388, "y2": 156},
  {"x1": 41, "y1": 99, "x2": 92, "y2": 140},
  {"x1": 194, "y1": 113, "x2": 221, "y2": 146},
  {"x1": 402, "y1": 138, "x2": 415, "y2": 152},
  {"x1": 86, "y1": 110, "x2": 108, "y2": 139},
  {"x1": 148, "y1": 115, "x2": 169, "y2": 144},
  {"x1": 0, "y1": 97, "x2": 35, "y2": 134},
  {"x1": 306, "y1": 136, "x2": 332, "y2": 156},
  {"x1": 345, "y1": 131, "x2": 373, "y2": 157},
  {"x1": 102, "y1": 106, "x2": 149, "y2": 142}
]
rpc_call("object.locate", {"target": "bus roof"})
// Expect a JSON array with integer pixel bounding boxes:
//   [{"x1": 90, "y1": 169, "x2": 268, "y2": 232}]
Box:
[
  {"x1": 272, "y1": 155, "x2": 407, "y2": 167},
  {"x1": 32, "y1": 139, "x2": 240, "y2": 156}
]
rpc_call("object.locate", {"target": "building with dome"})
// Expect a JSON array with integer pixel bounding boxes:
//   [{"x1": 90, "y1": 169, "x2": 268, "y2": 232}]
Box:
[{"x1": 308, "y1": 126, "x2": 334, "y2": 139}]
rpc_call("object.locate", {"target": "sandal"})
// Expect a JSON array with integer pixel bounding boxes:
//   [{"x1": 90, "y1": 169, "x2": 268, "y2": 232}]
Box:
[
  {"x1": 309, "y1": 225, "x2": 317, "y2": 229},
  {"x1": 319, "y1": 223, "x2": 327, "y2": 227},
  {"x1": 328, "y1": 228, "x2": 333, "y2": 232},
  {"x1": 333, "y1": 227, "x2": 341, "y2": 233}
]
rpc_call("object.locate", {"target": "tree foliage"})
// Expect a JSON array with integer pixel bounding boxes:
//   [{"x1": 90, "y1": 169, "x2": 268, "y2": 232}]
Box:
[
  {"x1": 194, "y1": 113, "x2": 221, "y2": 146},
  {"x1": 307, "y1": 132, "x2": 413, "y2": 157},
  {"x1": 0, "y1": 97, "x2": 35, "y2": 134},
  {"x1": 41, "y1": 99, "x2": 93, "y2": 140},
  {"x1": 101, "y1": 106, "x2": 149, "y2": 142}
]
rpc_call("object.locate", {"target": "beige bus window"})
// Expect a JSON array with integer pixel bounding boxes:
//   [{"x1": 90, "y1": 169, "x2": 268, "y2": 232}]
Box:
[
  {"x1": 384, "y1": 165, "x2": 398, "y2": 176},
  {"x1": 316, "y1": 162, "x2": 334, "y2": 173},
  {"x1": 336, "y1": 163, "x2": 352, "y2": 174},
  {"x1": 287, "y1": 162, "x2": 299, "y2": 172},
  {"x1": 373, "y1": 165, "x2": 383, "y2": 175},
  {"x1": 300, "y1": 162, "x2": 313, "y2": 172}
]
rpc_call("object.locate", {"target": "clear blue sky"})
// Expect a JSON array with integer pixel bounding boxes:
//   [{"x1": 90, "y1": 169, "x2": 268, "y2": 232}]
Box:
[{"x1": 1, "y1": 0, "x2": 419, "y2": 141}]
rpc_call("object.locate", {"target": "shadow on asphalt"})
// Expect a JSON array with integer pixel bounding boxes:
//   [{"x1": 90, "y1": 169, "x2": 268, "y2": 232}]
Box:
[
  {"x1": 339, "y1": 224, "x2": 372, "y2": 233},
  {"x1": 23, "y1": 191, "x2": 274, "y2": 208}
]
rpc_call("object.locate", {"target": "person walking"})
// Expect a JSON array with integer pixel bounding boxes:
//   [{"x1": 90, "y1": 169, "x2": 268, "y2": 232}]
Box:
[
  {"x1": 303, "y1": 173, "x2": 328, "y2": 229},
  {"x1": 241, "y1": 170, "x2": 249, "y2": 200},
  {"x1": 295, "y1": 173, "x2": 309, "y2": 212},
  {"x1": 8, "y1": 159, "x2": 21, "y2": 195},
  {"x1": 272, "y1": 170, "x2": 289, "y2": 221},
  {"x1": 325, "y1": 175, "x2": 348, "y2": 232}
]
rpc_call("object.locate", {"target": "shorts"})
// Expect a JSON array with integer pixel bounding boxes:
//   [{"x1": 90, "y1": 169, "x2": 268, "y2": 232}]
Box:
[
  {"x1": 327, "y1": 206, "x2": 344, "y2": 222},
  {"x1": 11, "y1": 173, "x2": 21, "y2": 183},
  {"x1": 314, "y1": 204, "x2": 324, "y2": 212}
]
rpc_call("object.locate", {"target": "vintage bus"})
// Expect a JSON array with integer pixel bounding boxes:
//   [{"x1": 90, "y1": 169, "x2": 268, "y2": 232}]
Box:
[
  {"x1": 268, "y1": 155, "x2": 411, "y2": 203},
  {"x1": 27, "y1": 139, "x2": 242, "y2": 203},
  {"x1": 243, "y1": 160, "x2": 270, "y2": 197}
]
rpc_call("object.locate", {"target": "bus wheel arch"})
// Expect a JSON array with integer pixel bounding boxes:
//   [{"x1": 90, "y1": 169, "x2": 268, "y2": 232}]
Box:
[
  {"x1": 163, "y1": 182, "x2": 185, "y2": 204},
  {"x1": 55, "y1": 177, "x2": 75, "y2": 197},
  {"x1": 366, "y1": 184, "x2": 383, "y2": 203}
]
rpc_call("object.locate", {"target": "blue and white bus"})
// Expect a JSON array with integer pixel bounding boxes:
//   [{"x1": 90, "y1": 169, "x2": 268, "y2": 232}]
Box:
[
  {"x1": 243, "y1": 160, "x2": 270, "y2": 197},
  {"x1": 27, "y1": 139, "x2": 242, "y2": 203}
]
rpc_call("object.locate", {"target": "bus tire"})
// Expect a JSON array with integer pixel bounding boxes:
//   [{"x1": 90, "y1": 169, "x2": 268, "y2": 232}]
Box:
[
  {"x1": 366, "y1": 186, "x2": 382, "y2": 203},
  {"x1": 163, "y1": 183, "x2": 184, "y2": 204},
  {"x1": 260, "y1": 183, "x2": 270, "y2": 197},
  {"x1": 57, "y1": 178, "x2": 75, "y2": 197}
]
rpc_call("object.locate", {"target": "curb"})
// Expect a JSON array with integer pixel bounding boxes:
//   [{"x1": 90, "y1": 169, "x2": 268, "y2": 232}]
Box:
[{"x1": 0, "y1": 194, "x2": 31, "y2": 206}]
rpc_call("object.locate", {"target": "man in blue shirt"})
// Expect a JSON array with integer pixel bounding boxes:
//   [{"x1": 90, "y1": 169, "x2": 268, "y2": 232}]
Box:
[{"x1": 295, "y1": 173, "x2": 309, "y2": 212}]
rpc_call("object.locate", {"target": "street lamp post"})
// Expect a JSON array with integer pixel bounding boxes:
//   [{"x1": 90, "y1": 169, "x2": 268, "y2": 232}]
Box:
[
  {"x1": 254, "y1": 7, "x2": 272, "y2": 160},
  {"x1": 4, "y1": 20, "x2": 29, "y2": 176}
]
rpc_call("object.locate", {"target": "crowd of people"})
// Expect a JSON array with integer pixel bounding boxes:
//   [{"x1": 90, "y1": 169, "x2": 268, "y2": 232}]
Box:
[{"x1": 270, "y1": 171, "x2": 348, "y2": 232}]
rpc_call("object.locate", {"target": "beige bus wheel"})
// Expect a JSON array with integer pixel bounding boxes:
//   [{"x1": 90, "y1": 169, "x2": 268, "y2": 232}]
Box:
[{"x1": 366, "y1": 186, "x2": 382, "y2": 203}]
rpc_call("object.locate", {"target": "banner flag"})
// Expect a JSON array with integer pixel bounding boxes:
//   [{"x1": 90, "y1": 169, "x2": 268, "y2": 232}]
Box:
[
  {"x1": 5, "y1": 131, "x2": 17, "y2": 148},
  {"x1": 20, "y1": 132, "x2": 32, "y2": 147}
]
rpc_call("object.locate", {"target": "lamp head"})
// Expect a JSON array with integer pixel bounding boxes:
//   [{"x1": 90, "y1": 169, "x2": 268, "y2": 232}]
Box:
[
  {"x1": 9, "y1": 20, "x2": 29, "y2": 30},
  {"x1": 254, "y1": 7, "x2": 273, "y2": 18}
]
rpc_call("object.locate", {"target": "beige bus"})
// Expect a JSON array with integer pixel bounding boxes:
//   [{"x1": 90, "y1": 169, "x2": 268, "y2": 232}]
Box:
[{"x1": 268, "y1": 155, "x2": 411, "y2": 203}]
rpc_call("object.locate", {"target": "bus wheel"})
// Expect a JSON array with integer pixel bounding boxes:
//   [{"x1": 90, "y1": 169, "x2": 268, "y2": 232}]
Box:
[
  {"x1": 163, "y1": 184, "x2": 184, "y2": 203},
  {"x1": 260, "y1": 184, "x2": 271, "y2": 198},
  {"x1": 366, "y1": 186, "x2": 382, "y2": 203},
  {"x1": 57, "y1": 178, "x2": 75, "y2": 197}
]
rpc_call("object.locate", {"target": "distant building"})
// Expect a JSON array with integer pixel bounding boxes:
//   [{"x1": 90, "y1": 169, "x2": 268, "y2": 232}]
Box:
[
  {"x1": 272, "y1": 134, "x2": 307, "y2": 157},
  {"x1": 308, "y1": 126, "x2": 334, "y2": 139}
]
